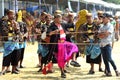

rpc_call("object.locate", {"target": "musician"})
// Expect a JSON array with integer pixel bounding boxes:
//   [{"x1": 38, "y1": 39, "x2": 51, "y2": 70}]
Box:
[
  {"x1": 37, "y1": 14, "x2": 53, "y2": 72},
  {"x1": 0, "y1": 10, "x2": 20, "y2": 75},
  {"x1": 48, "y1": 14, "x2": 78, "y2": 78},
  {"x1": 81, "y1": 13, "x2": 102, "y2": 74},
  {"x1": 35, "y1": 12, "x2": 48, "y2": 70}
]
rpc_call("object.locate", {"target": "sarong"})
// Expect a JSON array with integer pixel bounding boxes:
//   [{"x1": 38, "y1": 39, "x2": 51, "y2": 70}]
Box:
[{"x1": 37, "y1": 44, "x2": 49, "y2": 57}]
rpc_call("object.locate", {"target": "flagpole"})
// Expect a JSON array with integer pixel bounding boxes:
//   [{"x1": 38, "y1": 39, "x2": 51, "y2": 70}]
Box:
[
  {"x1": 56, "y1": 0, "x2": 59, "y2": 9},
  {"x1": 0, "y1": 0, "x2": 4, "y2": 17},
  {"x1": 86, "y1": 2, "x2": 88, "y2": 10},
  {"x1": 77, "y1": 0, "x2": 80, "y2": 12},
  {"x1": 39, "y1": 0, "x2": 41, "y2": 13}
]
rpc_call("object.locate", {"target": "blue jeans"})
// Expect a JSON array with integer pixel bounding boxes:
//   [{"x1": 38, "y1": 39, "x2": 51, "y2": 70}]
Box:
[{"x1": 101, "y1": 44, "x2": 117, "y2": 73}]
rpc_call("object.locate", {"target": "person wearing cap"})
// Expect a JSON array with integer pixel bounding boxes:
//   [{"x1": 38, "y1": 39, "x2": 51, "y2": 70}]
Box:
[
  {"x1": 35, "y1": 12, "x2": 47, "y2": 68},
  {"x1": 0, "y1": 10, "x2": 20, "y2": 75},
  {"x1": 81, "y1": 13, "x2": 102, "y2": 74},
  {"x1": 98, "y1": 13, "x2": 120, "y2": 76},
  {"x1": 47, "y1": 14, "x2": 78, "y2": 78},
  {"x1": 37, "y1": 14, "x2": 53, "y2": 72}
]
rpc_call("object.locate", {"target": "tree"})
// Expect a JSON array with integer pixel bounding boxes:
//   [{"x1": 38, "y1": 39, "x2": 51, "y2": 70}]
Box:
[{"x1": 103, "y1": 0, "x2": 120, "y2": 4}]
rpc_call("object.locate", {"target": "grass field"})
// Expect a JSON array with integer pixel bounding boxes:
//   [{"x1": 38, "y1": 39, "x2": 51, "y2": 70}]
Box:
[{"x1": 0, "y1": 41, "x2": 120, "y2": 80}]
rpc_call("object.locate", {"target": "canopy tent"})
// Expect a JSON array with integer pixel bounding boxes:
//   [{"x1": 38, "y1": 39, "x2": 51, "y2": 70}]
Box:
[
  {"x1": 18, "y1": 0, "x2": 120, "y2": 10},
  {"x1": 70, "y1": 0, "x2": 120, "y2": 9},
  {"x1": 18, "y1": 0, "x2": 38, "y2": 2},
  {"x1": 18, "y1": 0, "x2": 67, "y2": 5},
  {"x1": 17, "y1": 0, "x2": 120, "y2": 10}
]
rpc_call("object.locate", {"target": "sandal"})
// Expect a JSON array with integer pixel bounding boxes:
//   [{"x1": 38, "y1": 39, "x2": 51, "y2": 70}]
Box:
[
  {"x1": 70, "y1": 61, "x2": 81, "y2": 67},
  {"x1": 37, "y1": 69, "x2": 42, "y2": 72},
  {"x1": 115, "y1": 71, "x2": 120, "y2": 76},
  {"x1": 99, "y1": 68, "x2": 104, "y2": 72},
  {"x1": 0, "y1": 72, "x2": 5, "y2": 76},
  {"x1": 61, "y1": 73, "x2": 66, "y2": 78},
  {"x1": 88, "y1": 70, "x2": 95, "y2": 74},
  {"x1": 64, "y1": 70, "x2": 70, "y2": 73},
  {"x1": 47, "y1": 70, "x2": 55, "y2": 73}
]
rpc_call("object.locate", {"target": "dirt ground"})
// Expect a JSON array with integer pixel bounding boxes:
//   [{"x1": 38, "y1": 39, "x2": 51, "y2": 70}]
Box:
[{"x1": 0, "y1": 40, "x2": 120, "y2": 80}]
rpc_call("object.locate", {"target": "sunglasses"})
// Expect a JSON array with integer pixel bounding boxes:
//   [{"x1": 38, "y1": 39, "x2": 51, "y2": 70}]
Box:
[{"x1": 102, "y1": 17, "x2": 106, "y2": 19}]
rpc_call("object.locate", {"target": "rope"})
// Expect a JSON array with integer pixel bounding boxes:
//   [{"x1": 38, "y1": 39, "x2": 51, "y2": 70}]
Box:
[
  {"x1": 0, "y1": 30, "x2": 118, "y2": 38},
  {"x1": 0, "y1": 30, "x2": 116, "y2": 45},
  {"x1": 0, "y1": 40, "x2": 111, "y2": 45},
  {"x1": 0, "y1": 30, "x2": 99, "y2": 38}
]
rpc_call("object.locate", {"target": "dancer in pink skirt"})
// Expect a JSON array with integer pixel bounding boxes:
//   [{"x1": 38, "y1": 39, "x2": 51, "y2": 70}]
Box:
[{"x1": 48, "y1": 14, "x2": 78, "y2": 78}]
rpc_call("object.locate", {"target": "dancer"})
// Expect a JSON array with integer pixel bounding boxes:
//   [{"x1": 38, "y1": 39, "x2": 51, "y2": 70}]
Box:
[{"x1": 48, "y1": 14, "x2": 78, "y2": 78}]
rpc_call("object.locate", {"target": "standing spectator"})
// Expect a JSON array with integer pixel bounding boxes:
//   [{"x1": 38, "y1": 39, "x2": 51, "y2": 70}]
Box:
[{"x1": 98, "y1": 13, "x2": 120, "y2": 76}]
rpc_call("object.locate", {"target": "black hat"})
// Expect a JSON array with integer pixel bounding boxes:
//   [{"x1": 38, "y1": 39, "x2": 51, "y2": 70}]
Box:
[{"x1": 102, "y1": 13, "x2": 111, "y2": 18}]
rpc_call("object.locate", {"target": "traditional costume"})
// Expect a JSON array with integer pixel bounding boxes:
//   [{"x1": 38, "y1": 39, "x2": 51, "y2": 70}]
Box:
[
  {"x1": 81, "y1": 22, "x2": 101, "y2": 64},
  {"x1": 48, "y1": 22, "x2": 78, "y2": 68},
  {"x1": 35, "y1": 20, "x2": 50, "y2": 72},
  {"x1": 0, "y1": 10, "x2": 21, "y2": 74},
  {"x1": 1, "y1": 18, "x2": 20, "y2": 69}
]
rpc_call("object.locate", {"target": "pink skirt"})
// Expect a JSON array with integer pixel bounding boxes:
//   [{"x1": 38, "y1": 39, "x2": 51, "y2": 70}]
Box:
[{"x1": 57, "y1": 41, "x2": 78, "y2": 68}]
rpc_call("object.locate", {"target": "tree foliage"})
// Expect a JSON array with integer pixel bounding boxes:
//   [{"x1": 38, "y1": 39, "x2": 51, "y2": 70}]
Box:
[{"x1": 103, "y1": 0, "x2": 120, "y2": 4}]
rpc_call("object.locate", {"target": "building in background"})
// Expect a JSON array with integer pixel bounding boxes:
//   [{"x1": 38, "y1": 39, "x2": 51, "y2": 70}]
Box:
[{"x1": 0, "y1": 0, "x2": 120, "y2": 18}]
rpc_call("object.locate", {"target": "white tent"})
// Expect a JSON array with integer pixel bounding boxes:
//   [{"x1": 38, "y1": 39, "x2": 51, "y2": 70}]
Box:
[{"x1": 70, "y1": 0, "x2": 120, "y2": 9}]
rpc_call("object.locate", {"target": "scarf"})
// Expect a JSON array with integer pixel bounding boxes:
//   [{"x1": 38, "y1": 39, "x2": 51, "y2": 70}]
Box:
[{"x1": 56, "y1": 23, "x2": 66, "y2": 40}]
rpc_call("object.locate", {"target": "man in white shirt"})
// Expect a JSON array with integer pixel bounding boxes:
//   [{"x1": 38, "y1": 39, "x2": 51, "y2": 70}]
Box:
[{"x1": 98, "y1": 13, "x2": 120, "y2": 76}]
